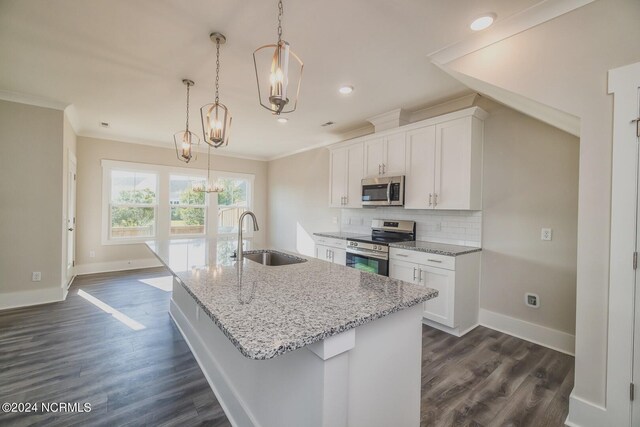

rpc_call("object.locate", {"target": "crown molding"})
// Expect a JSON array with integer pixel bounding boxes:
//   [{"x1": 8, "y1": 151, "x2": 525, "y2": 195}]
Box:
[
  {"x1": 428, "y1": 0, "x2": 595, "y2": 65},
  {"x1": 0, "y1": 89, "x2": 70, "y2": 111}
]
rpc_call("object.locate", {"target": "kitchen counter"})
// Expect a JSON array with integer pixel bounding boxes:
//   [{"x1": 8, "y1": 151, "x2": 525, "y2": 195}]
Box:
[
  {"x1": 389, "y1": 240, "x2": 482, "y2": 256},
  {"x1": 146, "y1": 238, "x2": 437, "y2": 360},
  {"x1": 313, "y1": 231, "x2": 369, "y2": 240},
  {"x1": 146, "y1": 238, "x2": 435, "y2": 426}
]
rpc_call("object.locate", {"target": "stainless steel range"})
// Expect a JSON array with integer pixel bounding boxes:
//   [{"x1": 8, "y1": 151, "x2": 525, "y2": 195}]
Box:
[{"x1": 346, "y1": 220, "x2": 416, "y2": 276}]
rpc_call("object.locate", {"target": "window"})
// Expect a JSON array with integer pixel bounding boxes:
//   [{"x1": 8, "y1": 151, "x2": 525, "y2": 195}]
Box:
[
  {"x1": 216, "y1": 176, "x2": 253, "y2": 234},
  {"x1": 109, "y1": 170, "x2": 157, "y2": 239},
  {"x1": 102, "y1": 160, "x2": 254, "y2": 244},
  {"x1": 170, "y1": 175, "x2": 206, "y2": 236}
]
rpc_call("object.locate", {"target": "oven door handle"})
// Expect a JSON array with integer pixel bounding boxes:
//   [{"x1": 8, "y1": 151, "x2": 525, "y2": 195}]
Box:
[
  {"x1": 386, "y1": 181, "x2": 392, "y2": 205},
  {"x1": 347, "y1": 248, "x2": 388, "y2": 260}
]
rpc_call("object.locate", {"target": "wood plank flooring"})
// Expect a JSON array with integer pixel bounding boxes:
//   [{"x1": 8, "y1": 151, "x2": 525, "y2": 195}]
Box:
[{"x1": 0, "y1": 268, "x2": 573, "y2": 427}]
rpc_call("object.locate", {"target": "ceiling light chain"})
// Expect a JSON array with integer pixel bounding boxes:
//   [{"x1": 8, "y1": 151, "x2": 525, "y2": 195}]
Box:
[
  {"x1": 277, "y1": 0, "x2": 283, "y2": 43},
  {"x1": 185, "y1": 79, "x2": 191, "y2": 131},
  {"x1": 215, "y1": 39, "x2": 220, "y2": 105}
]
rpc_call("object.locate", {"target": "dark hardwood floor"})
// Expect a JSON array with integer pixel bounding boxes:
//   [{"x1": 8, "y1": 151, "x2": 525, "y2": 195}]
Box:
[{"x1": 0, "y1": 268, "x2": 573, "y2": 427}]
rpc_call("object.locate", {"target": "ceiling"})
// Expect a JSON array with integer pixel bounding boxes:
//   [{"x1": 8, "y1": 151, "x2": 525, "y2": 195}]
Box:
[{"x1": 0, "y1": 0, "x2": 542, "y2": 160}]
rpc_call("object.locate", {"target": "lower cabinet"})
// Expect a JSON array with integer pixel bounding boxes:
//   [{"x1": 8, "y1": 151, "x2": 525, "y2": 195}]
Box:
[
  {"x1": 314, "y1": 236, "x2": 347, "y2": 266},
  {"x1": 389, "y1": 248, "x2": 480, "y2": 336}
]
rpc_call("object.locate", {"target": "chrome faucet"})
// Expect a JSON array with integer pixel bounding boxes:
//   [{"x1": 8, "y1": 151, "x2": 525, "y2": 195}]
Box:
[{"x1": 237, "y1": 211, "x2": 259, "y2": 265}]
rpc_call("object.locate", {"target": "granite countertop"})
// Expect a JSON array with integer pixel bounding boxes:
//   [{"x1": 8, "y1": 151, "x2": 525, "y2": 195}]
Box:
[
  {"x1": 389, "y1": 240, "x2": 482, "y2": 256},
  {"x1": 146, "y1": 238, "x2": 437, "y2": 360},
  {"x1": 313, "y1": 231, "x2": 370, "y2": 240}
]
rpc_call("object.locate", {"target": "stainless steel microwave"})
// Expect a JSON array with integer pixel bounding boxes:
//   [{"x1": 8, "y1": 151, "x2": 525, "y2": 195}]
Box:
[{"x1": 361, "y1": 176, "x2": 405, "y2": 206}]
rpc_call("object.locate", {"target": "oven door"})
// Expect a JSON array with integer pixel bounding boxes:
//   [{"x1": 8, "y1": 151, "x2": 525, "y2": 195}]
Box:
[{"x1": 346, "y1": 249, "x2": 389, "y2": 276}]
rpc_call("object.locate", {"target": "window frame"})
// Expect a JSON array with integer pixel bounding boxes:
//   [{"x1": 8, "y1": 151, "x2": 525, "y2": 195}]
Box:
[
  {"x1": 212, "y1": 171, "x2": 255, "y2": 237},
  {"x1": 169, "y1": 174, "x2": 208, "y2": 238}
]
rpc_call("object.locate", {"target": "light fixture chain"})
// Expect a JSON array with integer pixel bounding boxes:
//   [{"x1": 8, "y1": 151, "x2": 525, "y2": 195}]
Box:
[
  {"x1": 185, "y1": 82, "x2": 190, "y2": 131},
  {"x1": 215, "y1": 39, "x2": 220, "y2": 104},
  {"x1": 277, "y1": 0, "x2": 283, "y2": 42}
]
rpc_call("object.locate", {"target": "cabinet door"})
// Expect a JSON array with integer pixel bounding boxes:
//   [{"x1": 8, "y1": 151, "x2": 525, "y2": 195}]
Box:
[
  {"x1": 420, "y1": 266, "x2": 456, "y2": 327},
  {"x1": 389, "y1": 259, "x2": 419, "y2": 283},
  {"x1": 345, "y1": 143, "x2": 364, "y2": 208},
  {"x1": 332, "y1": 248, "x2": 347, "y2": 266},
  {"x1": 329, "y1": 147, "x2": 348, "y2": 207},
  {"x1": 315, "y1": 244, "x2": 332, "y2": 262},
  {"x1": 404, "y1": 126, "x2": 436, "y2": 209},
  {"x1": 364, "y1": 137, "x2": 385, "y2": 177},
  {"x1": 434, "y1": 117, "x2": 472, "y2": 210},
  {"x1": 384, "y1": 132, "x2": 406, "y2": 175}
]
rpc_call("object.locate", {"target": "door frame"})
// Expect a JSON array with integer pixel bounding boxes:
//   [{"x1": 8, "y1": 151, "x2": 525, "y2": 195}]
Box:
[{"x1": 66, "y1": 149, "x2": 77, "y2": 283}]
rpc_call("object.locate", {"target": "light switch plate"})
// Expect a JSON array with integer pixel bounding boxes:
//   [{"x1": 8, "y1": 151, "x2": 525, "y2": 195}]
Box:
[
  {"x1": 32, "y1": 272, "x2": 41, "y2": 282},
  {"x1": 541, "y1": 228, "x2": 552, "y2": 241}
]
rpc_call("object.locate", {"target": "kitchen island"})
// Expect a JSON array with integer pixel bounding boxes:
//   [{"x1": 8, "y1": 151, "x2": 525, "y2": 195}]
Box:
[{"x1": 146, "y1": 238, "x2": 437, "y2": 427}]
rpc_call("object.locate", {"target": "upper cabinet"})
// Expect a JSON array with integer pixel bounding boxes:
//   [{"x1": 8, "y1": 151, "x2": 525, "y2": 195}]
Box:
[
  {"x1": 405, "y1": 115, "x2": 484, "y2": 210},
  {"x1": 364, "y1": 133, "x2": 406, "y2": 177},
  {"x1": 329, "y1": 142, "x2": 364, "y2": 208},
  {"x1": 329, "y1": 107, "x2": 486, "y2": 210}
]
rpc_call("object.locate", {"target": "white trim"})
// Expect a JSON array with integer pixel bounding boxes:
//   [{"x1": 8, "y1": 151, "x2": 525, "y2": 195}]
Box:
[
  {"x1": 0, "y1": 89, "x2": 69, "y2": 111},
  {"x1": 428, "y1": 0, "x2": 595, "y2": 65},
  {"x1": 422, "y1": 319, "x2": 479, "y2": 337},
  {"x1": 0, "y1": 287, "x2": 67, "y2": 311},
  {"x1": 479, "y1": 308, "x2": 575, "y2": 355},
  {"x1": 566, "y1": 391, "x2": 607, "y2": 427},
  {"x1": 75, "y1": 258, "x2": 163, "y2": 275}
]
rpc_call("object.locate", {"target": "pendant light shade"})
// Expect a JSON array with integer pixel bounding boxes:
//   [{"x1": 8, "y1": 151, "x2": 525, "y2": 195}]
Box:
[
  {"x1": 174, "y1": 79, "x2": 199, "y2": 163},
  {"x1": 253, "y1": 0, "x2": 303, "y2": 115},
  {"x1": 201, "y1": 32, "x2": 232, "y2": 148}
]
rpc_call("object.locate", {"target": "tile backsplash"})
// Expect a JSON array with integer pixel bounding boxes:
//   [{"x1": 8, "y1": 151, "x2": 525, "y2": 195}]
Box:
[{"x1": 340, "y1": 207, "x2": 482, "y2": 247}]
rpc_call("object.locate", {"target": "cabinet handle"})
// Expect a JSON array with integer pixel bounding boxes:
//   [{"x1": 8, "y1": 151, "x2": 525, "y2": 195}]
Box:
[
  {"x1": 434, "y1": 193, "x2": 438, "y2": 207},
  {"x1": 382, "y1": 163, "x2": 386, "y2": 174},
  {"x1": 396, "y1": 254, "x2": 409, "y2": 258},
  {"x1": 428, "y1": 193, "x2": 432, "y2": 207},
  {"x1": 427, "y1": 259, "x2": 442, "y2": 263},
  {"x1": 326, "y1": 249, "x2": 329, "y2": 259},
  {"x1": 330, "y1": 250, "x2": 334, "y2": 261},
  {"x1": 413, "y1": 267, "x2": 417, "y2": 281},
  {"x1": 378, "y1": 164, "x2": 382, "y2": 175},
  {"x1": 417, "y1": 268, "x2": 423, "y2": 283},
  {"x1": 344, "y1": 196, "x2": 348, "y2": 205}
]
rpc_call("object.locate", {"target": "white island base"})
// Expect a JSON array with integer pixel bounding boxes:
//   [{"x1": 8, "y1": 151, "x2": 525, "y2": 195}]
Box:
[{"x1": 170, "y1": 279, "x2": 424, "y2": 427}]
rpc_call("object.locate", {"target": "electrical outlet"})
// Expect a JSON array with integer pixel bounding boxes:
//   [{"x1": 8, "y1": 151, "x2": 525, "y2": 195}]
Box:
[
  {"x1": 525, "y1": 293, "x2": 540, "y2": 308},
  {"x1": 89, "y1": 250, "x2": 96, "y2": 258},
  {"x1": 541, "y1": 228, "x2": 552, "y2": 241},
  {"x1": 32, "y1": 272, "x2": 41, "y2": 282}
]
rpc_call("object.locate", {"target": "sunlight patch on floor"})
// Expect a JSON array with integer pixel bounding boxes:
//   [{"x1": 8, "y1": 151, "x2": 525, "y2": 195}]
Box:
[
  {"x1": 139, "y1": 275, "x2": 173, "y2": 292},
  {"x1": 77, "y1": 289, "x2": 146, "y2": 330}
]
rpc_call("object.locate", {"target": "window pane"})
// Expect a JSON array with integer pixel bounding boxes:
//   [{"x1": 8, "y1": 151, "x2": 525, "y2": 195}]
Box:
[
  {"x1": 217, "y1": 178, "x2": 249, "y2": 233},
  {"x1": 112, "y1": 171, "x2": 157, "y2": 204},
  {"x1": 170, "y1": 175, "x2": 205, "y2": 206},
  {"x1": 111, "y1": 207, "x2": 155, "y2": 238},
  {"x1": 171, "y1": 206, "x2": 205, "y2": 235}
]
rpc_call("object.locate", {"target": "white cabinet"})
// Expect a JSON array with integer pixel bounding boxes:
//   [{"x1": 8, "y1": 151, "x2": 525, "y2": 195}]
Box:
[
  {"x1": 364, "y1": 132, "x2": 406, "y2": 177},
  {"x1": 389, "y1": 248, "x2": 480, "y2": 336},
  {"x1": 404, "y1": 115, "x2": 484, "y2": 210},
  {"x1": 329, "y1": 142, "x2": 364, "y2": 208},
  {"x1": 314, "y1": 236, "x2": 347, "y2": 266}
]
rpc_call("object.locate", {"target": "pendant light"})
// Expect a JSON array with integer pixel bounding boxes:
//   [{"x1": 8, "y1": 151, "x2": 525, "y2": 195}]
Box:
[
  {"x1": 253, "y1": 0, "x2": 304, "y2": 115},
  {"x1": 192, "y1": 145, "x2": 223, "y2": 194},
  {"x1": 201, "y1": 32, "x2": 232, "y2": 148},
  {"x1": 174, "y1": 79, "x2": 199, "y2": 163}
]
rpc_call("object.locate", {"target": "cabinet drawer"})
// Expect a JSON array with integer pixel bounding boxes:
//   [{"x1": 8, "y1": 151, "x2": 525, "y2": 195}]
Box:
[
  {"x1": 389, "y1": 248, "x2": 455, "y2": 271},
  {"x1": 314, "y1": 237, "x2": 346, "y2": 250}
]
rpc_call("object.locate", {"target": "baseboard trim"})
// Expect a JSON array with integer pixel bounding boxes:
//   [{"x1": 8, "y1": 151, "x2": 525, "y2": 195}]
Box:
[
  {"x1": 0, "y1": 287, "x2": 66, "y2": 311},
  {"x1": 565, "y1": 391, "x2": 607, "y2": 427},
  {"x1": 479, "y1": 309, "x2": 575, "y2": 355},
  {"x1": 75, "y1": 258, "x2": 163, "y2": 275},
  {"x1": 422, "y1": 319, "x2": 479, "y2": 337}
]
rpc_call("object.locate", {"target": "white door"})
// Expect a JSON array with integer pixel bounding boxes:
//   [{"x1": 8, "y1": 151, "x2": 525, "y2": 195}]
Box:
[
  {"x1": 66, "y1": 152, "x2": 77, "y2": 281},
  {"x1": 364, "y1": 137, "x2": 385, "y2": 177},
  {"x1": 420, "y1": 266, "x2": 456, "y2": 327},
  {"x1": 404, "y1": 126, "x2": 436, "y2": 209},
  {"x1": 384, "y1": 132, "x2": 406, "y2": 176},
  {"x1": 329, "y1": 147, "x2": 348, "y2": 207},
  {"x1": 389, "y1": 259, "x2": 420, "y2": 283},
  {"x1": 332, "y1": 248, "x2": 347, "y2": 266},
  {"x1": 435, "y1": 117, "x2": 472, "y2": 210},
  {"x1": 315, "y1": 244, "x2": 332, "y2": 262},
  {"x1": 346, "y1": 143, "x2": 364, "y2": 208}
]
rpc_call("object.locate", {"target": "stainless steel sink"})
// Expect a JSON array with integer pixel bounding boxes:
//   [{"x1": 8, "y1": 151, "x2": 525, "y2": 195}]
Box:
[{"x1": 243, "y1": 250, "x2": 307, "y2": 266}]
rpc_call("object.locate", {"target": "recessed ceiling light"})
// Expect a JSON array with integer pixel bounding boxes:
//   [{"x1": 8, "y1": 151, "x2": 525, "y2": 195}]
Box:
[
  {"x1": 338, "y1": 85, "x2": 354, "y2": 95},
  {"x1": 321, "y1": 121, "x2": 335, "y2": 127},
  {"x1": 470, "y1": 13, "x2": 496, "y2": 31},
  {"x1": 277, "y1": 117, "x2": 288, "y2": 123},
  {"x1": 100, "y1": 122, "x2": 110, "y2": 128}
]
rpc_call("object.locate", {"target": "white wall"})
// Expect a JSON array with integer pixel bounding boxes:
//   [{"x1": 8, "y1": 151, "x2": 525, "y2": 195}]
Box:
[
  {"x1": 75, "y1": 136, "x2": 268, "y2": 272},
  {"x1": 0, "y1": 100, "x2": 66, "y2": 308},
  {"x1": 267, "y1": 148, "x2": 341, "y2": 256},
  {"x1": 442, "y1": 0, "x2": 640, "y2": 413}
]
